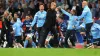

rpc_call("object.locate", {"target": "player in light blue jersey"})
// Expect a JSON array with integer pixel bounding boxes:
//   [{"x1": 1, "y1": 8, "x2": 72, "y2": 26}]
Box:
[
  {"x1": 77, "y1": 1, "x2": 93, "y2": 45},
  {"x1": 58, "y1": 7, "x2": 78, "y2": 48},
  {"x1": 30, "y1": 4, "x2": 47, "y2": 45},
  {"x1": 12, "y1": 18, "x2": 23, "y2": 48},
  {"x1": 91, "y1": 22, "x2": 100, "y2": 48}
]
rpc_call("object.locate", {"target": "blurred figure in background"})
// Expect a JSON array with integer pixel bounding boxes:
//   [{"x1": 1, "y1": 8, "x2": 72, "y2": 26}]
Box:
[
  {"x1": 1, "y1": 11, "x2": 13, "y2": 48},
  {"x1": 16, "y1": 3, "x2": 24, "y2": 20}
]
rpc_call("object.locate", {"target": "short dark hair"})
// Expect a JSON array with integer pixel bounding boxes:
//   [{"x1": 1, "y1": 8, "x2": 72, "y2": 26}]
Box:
[
  {"x1": 39, "y1": 3, "x2": 44, "y2": 6},
  {"x1": 26, "y1": 14, "x2": 31, "y2": 17},
  {"x1": 14, "y1": 12, "x2": 18, "y2": 16},
  {"x1": 13, "y1": 17, "x2": 17, "y2": 22},
  {"x1": 18, "y1": 3, "x2": 22, "y2": 6},
  {"x1": 0, "y1": 16, "x2": 2, "y2": 20}
]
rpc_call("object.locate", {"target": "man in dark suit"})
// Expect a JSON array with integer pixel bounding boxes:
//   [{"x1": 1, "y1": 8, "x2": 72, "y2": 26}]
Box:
[{"x1": 38, "y1": 2, "x2": 60, "y2": 48}]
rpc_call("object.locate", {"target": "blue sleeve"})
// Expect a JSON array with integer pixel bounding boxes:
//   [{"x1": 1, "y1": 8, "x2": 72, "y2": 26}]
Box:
[
  {"x1": 17, "y1": 18, "x2": 23, "y2": 27},
  {"x1": 80, "y1": 23, "x2": 85, "y2": 28},
  {"x1": 75, "y1": 21, "x2": 79, "y2": 27},
  {"x1": 21, "y1": 28, "x2": 24, "y2": 32},
  {"x1": 61, "y1": 8, "x2": 71, "y2": 17},
  {"x1": 31, "y1": 13, "x2": 38, "y2": 27},
  {"x1": 98, "y1": 26, "x2": 100, "y2": 30},
  {"x1": 63, "y1": 22, "x2": 67, "y2": 28},
  {"x1": 17, "y1": 18, "x2": 22, "y2": 24},
  {"x1": 12, "y1": 24, "x2": 16, "y2": 31},
  {"x1": 96, "y1": 23, "x2": 100, "y2": 30},
  {"x1": 78, "y1": 9, "x2": 88, "y2": 20}
]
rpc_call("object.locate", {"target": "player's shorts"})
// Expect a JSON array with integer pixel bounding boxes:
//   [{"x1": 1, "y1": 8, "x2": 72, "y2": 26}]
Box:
[
  {"x1": 93, "y1": 38, "x2": 100, "y2": 46},
  {"x1": 15, "y1": 36, "x2": 22, "y2": 43},
  {"x1": 46, "y1": 36, "x2": 52, "y2": 42},
  {"x1": 79, "y1": 28, "x2": 86, "y2": 32},
  {"x1": 26, "y1": 33, "x2": 34, "y2": 39}
]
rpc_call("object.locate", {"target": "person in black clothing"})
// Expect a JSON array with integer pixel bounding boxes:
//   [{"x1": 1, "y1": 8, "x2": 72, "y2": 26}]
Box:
[
  {"x1": 9, "y1": 6, "x2": 17, "y2": 17},
  {"x1": 39, "y1": 2, "x2": 61, "y2": 47},
  {"x1": 0, "y1": 6, "x2": 4, "y2": 16},
  {"x1": 1, "y1": 11, "x2": 13, "y2": 47},
  {"x1": 0, "y1": 16, "x2": 2, "y2": 46},
  {"x1": 76, "y1": 4, "x2": 83, "y2": 16},
  {"x1": 28, "y1": 1, "x2": 36, "y2": 17},
  {"x1": 16, "y1": 3, "x2": 24, "y2": 20},
  {"x1": 35, "y1": 1, "x2": 43, "y2": 13}
]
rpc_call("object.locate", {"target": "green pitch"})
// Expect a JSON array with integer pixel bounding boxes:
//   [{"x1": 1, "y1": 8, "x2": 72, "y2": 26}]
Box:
[{"x1": 0, "y1": 48, "x2": 100, "y2": 56}]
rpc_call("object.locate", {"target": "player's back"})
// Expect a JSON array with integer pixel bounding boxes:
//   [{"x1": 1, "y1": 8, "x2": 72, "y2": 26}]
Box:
[{"x1": 13, "y1": 22, "x2": 22, "y2": 36}]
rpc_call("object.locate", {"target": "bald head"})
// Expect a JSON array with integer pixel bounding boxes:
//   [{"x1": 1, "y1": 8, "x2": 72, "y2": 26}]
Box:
[
  {"x1": 51, "y1": 2, "x2": 56, "y2": 9},
  {"x1": 82, "y1": 1, "x2": 88, "y2": 8}
]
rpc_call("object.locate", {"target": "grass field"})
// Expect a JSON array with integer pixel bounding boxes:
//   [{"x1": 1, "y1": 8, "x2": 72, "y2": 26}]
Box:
[{"x1": 0, "y1": 48, "x2": 100, "y2": 56}]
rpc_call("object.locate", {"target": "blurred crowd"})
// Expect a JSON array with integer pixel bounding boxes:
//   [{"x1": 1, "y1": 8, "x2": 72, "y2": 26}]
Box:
[{"x1": 0, "y1": 0, "x2": 100, "y2": 19}]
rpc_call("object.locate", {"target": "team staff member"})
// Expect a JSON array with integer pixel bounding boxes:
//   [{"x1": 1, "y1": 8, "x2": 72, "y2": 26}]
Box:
[
  {"x1": 39, "y1": 2, "x2": 61, "y2": 47},
  {"x1": 77, "y1": 1, "x2": 93, "y2": 45},
  {"x1": 1, "y1": 11, "x2": 13, "y2": 47},
  {"x1": 59, "y1": 7, "x2": 78, "y2": 48}
]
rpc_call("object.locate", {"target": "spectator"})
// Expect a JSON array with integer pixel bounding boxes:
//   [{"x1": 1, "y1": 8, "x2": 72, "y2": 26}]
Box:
[
  {"x1": 56, "y1": 0, "x2": 63, "y2": 6},
  {"x1": 95, "y1": 4, "x2": 100, "y2": 19},
  {"x1": 25, "y1": 1, "x2": 36, "y2": 17},
  {"x1": 61, "y1": 0, "x2": 69, "y2": 10},
  {"x1": 0, "y1": 6, "x2": 4, "y2": 16},
  {"x1": 9, "y1": 6, "x2": 17, "y2": 17},
  {"x1": 45, "y1": 2, "x2": 51, "y2": 11},
  {"x1": 35, "y1": 0, "x2": 43, "y2": 12},
  {"x1": 91, "y1": 3, "x2": 96, "y2": 18},
  {"x1": 13, "y1": 0, "x2": 19, "y2": 8},
  {"x1": 16, "y1": 3, "x2": 24, "y2": 20},
  {"x1": 96, "y1": 0, "x2": 100, "y2": 8}
]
